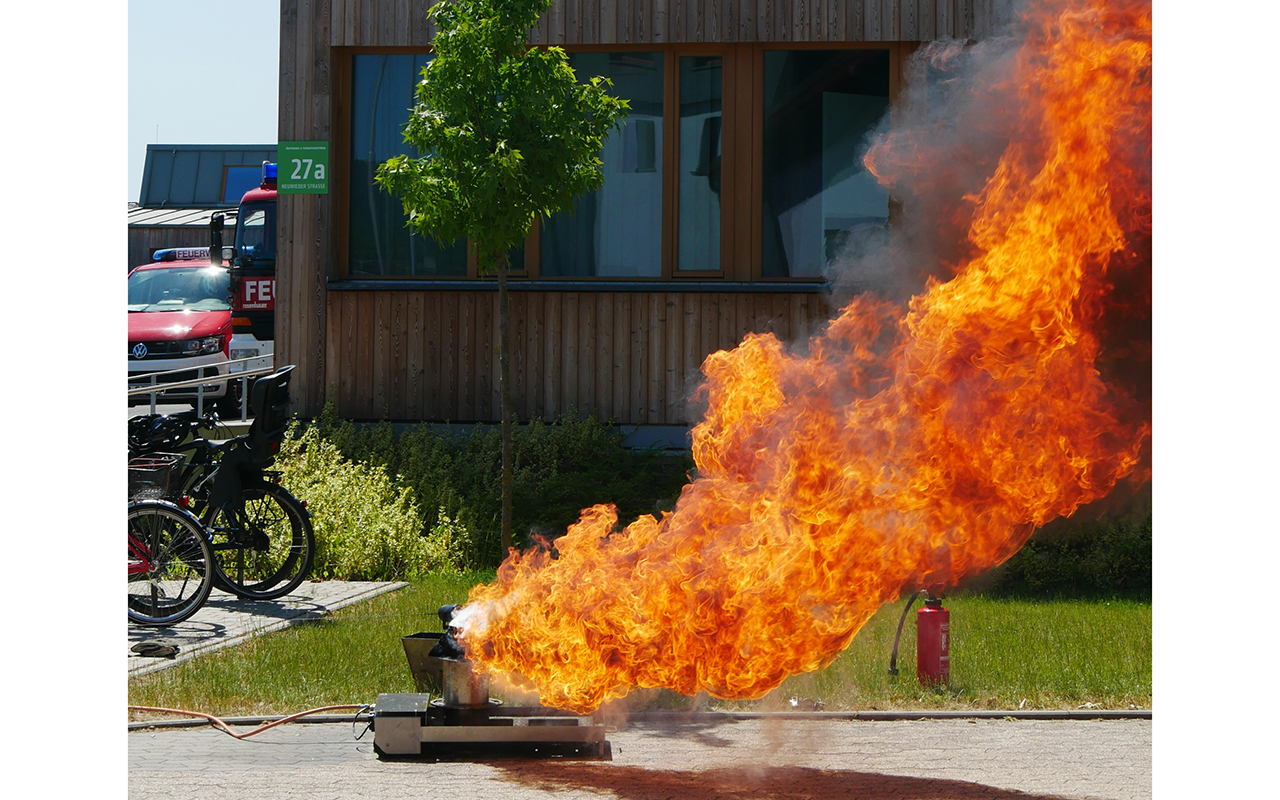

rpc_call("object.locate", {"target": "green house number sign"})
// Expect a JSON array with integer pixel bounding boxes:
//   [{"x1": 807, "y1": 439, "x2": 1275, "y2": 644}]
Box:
[{"x1": 278, "y1": 141, "x2": 329, "y2": 194}]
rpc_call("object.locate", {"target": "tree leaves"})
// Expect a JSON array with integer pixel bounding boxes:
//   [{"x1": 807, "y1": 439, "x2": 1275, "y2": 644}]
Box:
[{"x1": 375, "y1": 0, "x2": 629, "y2": 274}]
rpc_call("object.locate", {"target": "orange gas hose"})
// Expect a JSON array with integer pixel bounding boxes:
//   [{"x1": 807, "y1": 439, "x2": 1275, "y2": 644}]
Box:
[{"x1": 128, "y1": 704, "x2": 366, "y2": 739}]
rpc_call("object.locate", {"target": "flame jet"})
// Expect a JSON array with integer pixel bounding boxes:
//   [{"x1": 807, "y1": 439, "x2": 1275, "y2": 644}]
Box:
[{"x1": 453, "y1": 0, "x2": 1152, "y2": 714}]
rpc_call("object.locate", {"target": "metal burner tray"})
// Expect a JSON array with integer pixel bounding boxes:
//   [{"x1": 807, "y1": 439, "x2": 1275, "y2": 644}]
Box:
[{"x1": 371, "y1": 693, "x2": 611, "y2": 760}]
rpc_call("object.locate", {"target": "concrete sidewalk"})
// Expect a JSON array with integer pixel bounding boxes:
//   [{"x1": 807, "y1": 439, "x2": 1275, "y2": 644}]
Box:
[
  {"x1": 128, "y1": 716, "x2": 1152, "y2": 799},
  {"x1": 128, "y1": 581, "x2": 407, "y2": 677}
]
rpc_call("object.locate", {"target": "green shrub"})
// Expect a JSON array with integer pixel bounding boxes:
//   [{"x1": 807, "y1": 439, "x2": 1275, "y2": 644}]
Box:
[
  {"x1": 277, "y1": 425, "x2": 470, "y2": 580},
  {"x1": 306, "y1": 402, "x2": 1149, "y2": 592},
  {"x1": 313, "y1": 401, "x2": 693, "y2": 564},
  {"x1": 316, "y1": 402, "x2": 396, "y2": 468},
  {"x1": 983, "y1": 512, "x2": 1152, "y2": 600}
]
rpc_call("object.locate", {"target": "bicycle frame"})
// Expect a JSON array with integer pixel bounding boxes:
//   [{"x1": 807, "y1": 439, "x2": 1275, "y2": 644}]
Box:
[
  {"x1": 129, "y1": 366, "x2": 312, "y2": 602},
  {"x1": 133, "y1": 430, "x2": 297, "y2": 568},
  {"x1": 128, "y1": 499, "x2": 217, "y2": 627},
  {"x1": 128, "y1": 533, "x2": 155, "y2": 575}
]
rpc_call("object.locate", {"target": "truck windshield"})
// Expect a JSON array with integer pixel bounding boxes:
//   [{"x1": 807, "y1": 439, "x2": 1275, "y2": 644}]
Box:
[
  {"x1": 128, "y1": 266, "x2": 231, "y2": 312},
  {"x1": 236, "y1": 201, "x2": 276, "y2": 261}
]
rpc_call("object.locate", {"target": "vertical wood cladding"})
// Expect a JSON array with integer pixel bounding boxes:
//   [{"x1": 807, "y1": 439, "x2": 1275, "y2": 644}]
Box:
[
  {"x1": 281, "y1": 1, "x2": 991, "y2": 420},
  {"x1": 325, "y1": 289, "x2": 831, "y2": 424},
  {"x1": 318, "y1": 0, "x2": 977, "y2": 46},
  {"x1": 128, "y1": 228, "x2": 220, "y2": 272},
  {"x1": 279, "y1": 0, "x2": 334, "y2": 416}
]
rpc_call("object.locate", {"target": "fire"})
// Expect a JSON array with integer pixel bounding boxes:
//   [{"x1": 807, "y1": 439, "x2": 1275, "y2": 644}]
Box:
[{"x1": 455, "y1": 0, "x2": 1152, "y2": 714}]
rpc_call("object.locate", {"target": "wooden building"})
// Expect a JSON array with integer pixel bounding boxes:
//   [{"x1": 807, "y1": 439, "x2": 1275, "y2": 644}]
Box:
[{"x1": 277, "y1": 0, "x2": 1005, "y2": 429}]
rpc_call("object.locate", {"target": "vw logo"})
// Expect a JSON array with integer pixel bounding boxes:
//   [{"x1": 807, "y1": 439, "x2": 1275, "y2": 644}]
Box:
[{"x1": 132, "y1": 343, "x2": 148, "y2": 359}]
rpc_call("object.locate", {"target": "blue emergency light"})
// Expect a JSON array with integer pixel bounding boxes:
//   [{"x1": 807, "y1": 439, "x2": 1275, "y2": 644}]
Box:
[
  {"x1": 263, "y1": 161, "x2": 278, "y2": 187},
  {"x1": 152, "y1": 247, "x2": 210, "y2": 262}
]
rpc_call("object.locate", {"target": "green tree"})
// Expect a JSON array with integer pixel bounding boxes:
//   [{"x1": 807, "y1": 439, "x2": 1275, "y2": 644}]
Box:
[{"x1": 377, "y1": 0, "x2": 628, "y2": 554}]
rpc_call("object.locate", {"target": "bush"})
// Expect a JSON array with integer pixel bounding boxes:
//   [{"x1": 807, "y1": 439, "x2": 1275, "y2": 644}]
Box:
[
  {"x1": 314, "y1": 402, "x2": 693, "y2": 564},
  {"x1": 982, "y1": 512, "x2": 1152, "y2": 600},
  {"x1": 277, "y1": 425, "x2": 470, "y2": 580},
  {"x1": 303, "y1": 403, "x2": 1150, "y2": 590}
]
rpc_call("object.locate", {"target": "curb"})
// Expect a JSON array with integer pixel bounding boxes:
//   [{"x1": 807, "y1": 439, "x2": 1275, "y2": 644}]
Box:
[
  {"x1": 128, "y1": 707, "x2": 1150, "y2": 732},
  {"x1": 622, "y1": 709, "x2": 1152, "y2": 722}
]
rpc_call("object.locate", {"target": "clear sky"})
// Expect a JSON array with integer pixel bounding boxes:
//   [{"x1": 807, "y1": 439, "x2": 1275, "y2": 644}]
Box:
[{"x1": 129, "y1": 0, "x2": 280, "y2": 202}]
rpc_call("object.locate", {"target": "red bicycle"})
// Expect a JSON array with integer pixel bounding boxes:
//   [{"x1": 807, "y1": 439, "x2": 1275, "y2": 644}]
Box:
[{"x1": 128, "y1": 499, "x2": 215, "y2": 626}]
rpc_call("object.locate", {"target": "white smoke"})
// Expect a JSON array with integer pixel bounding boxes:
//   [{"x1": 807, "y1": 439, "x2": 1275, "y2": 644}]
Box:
[{"x1": 827, "y1": 8, "x2": 1031, "y2": 307}]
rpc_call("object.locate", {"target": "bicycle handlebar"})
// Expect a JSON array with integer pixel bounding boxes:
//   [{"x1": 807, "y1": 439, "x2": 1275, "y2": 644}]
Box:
[
  {"x1": 169, "y1": 408, "x2": 221, "y2": 431},
  {"x1": 128, "y1": 410, "x2": 235, "y2": 457}
]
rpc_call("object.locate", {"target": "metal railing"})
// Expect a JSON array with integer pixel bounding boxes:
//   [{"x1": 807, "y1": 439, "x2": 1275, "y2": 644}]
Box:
[{"x1": 128, "y1": 355, "x2": 276, "y2": 420}]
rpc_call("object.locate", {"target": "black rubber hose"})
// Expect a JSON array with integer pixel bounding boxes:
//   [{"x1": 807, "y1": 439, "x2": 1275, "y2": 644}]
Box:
[{"x1": 888, "y1": 590, "x2": 928, "y2": 676}]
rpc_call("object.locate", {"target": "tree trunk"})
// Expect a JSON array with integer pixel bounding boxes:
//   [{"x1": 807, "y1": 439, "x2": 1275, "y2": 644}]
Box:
[{"x1": 498, "y1": 251, "x2": 514, "y2": 555}]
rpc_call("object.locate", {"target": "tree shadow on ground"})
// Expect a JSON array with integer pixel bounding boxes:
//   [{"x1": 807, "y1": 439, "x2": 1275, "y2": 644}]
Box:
[
  {"x1": 127, "y1": 597, "x2": 331, "y2": 649},
  {"x1": 495, "y1": 762, "x2": 1073, "y2": 800}
]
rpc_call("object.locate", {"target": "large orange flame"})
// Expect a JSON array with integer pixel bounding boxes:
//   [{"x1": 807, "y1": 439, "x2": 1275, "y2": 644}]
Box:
[{"x1": 455, "y1": 0, "x2": 1151, "y2": 714}]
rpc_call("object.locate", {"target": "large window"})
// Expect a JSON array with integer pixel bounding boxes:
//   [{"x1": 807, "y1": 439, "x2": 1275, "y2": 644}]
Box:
[
  {"x1": 349, "y1": 54, "x2": 468, "y2": 277},
  {"x1": 341, "y1": 46, "x2": 896, "y2": 282},
  {"x1": 540, "y1": 52, "x2": 665, "y2": 278},
  {"x1": 762, "y1": 50, "x2": 891, "y2": 278}
]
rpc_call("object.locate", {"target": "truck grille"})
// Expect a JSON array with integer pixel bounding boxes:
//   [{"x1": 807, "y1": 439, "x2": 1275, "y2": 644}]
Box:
[{"x1": 129, "y1": 341, "x2": 185, "y2": 359}]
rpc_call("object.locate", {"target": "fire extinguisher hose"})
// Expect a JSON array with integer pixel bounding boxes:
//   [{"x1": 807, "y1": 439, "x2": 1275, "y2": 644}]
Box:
[{"x1": 888, "y1": 590, "x2": 928, "y2": 676}]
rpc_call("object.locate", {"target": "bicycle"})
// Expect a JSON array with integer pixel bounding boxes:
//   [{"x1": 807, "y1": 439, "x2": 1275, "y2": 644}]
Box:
[
  {"x1": 128, "y1": 498, "x2": 215, "y2": 626},
  {"x1": 127, "y1": 365, "x2": 315, "y2": 601}
]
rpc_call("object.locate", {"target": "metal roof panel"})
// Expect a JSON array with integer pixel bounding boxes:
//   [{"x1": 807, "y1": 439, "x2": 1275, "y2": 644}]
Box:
[
  {"x1": 138, "y1": 144, "x2": 277, "y2": 208},
  {"x1": 128, "y1": 206, "x2": 235, "y2": 228}
]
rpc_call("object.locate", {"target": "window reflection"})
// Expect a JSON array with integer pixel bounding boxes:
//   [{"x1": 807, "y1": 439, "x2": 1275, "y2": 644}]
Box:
[
  {"x1": 678, "y1": 56, "x2": 722, "y2": 272},
  {"x1": 540, "y1": 52, "x2": 665, "y2": 278},
  {"x1": 762, "y1": 50, "x2": 891, "y2": 278},
  {"x1": 223, "y1": 167, "x2": 263, "y2": 205},
  {"x1": 236, "y1": 202, "x2": 276, "y2": 261},
  {"x1": 349, "y1": 54, "x2": 468, "y2": 277}
]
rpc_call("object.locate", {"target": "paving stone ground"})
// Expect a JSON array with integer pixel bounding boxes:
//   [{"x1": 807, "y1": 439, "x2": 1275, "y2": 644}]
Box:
[
  {"x1": 128, "y1": 717, "x2": 1151, "y2": 800},
  {"x1": 125, "y1": 581, "x2": 1151, "y2": 798},
  {"x1": 128, "y1": 581, "x2": 407, "y2": 676}
]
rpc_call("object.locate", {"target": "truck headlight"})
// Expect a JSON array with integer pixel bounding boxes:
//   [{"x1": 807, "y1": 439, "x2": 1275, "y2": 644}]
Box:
[{"x1": 182, "y1": 335, "x2": 225, "y2": 355}]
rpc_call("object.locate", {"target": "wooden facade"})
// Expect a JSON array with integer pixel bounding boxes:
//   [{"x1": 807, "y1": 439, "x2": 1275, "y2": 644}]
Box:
[
  {"x1": 278, "y1": 0, "x2": 1000, "y2": 424},
  {"x1": 128, "y1": 226, "x2": 217, "y2": 272},
  {"x1": 313, "y1": 0, "x2": 999, "y2": 46},
  {"x1": 327, "y1": 288, "x2": 828, "y2": 423}
]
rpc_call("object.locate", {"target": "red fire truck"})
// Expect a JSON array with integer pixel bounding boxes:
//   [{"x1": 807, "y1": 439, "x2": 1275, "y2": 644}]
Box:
[{"x1": 227, "y1": 161, "x2": 278, "y2": 372}]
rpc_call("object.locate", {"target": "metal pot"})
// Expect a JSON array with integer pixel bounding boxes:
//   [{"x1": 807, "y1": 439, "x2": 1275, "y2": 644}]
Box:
[{"x1": 440, "y1": 657, "x2": 490, "y2": 708}]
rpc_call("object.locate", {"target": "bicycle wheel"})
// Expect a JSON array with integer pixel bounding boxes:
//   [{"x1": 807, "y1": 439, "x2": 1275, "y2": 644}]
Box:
[
  {"x1": 206, "y1": 483, "x2": 314, "y2": 600},
  {"x1": 128, "y1": 500, "x2": 214, "y2": 626}
]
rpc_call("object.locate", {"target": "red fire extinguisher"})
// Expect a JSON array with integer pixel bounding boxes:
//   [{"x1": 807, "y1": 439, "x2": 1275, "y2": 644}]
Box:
[
  {"x1": 888, "y1": 587, "x2": 950, "y2": 686},
  {"x1": 916, "y1": 594, "x2": 950, "y2": 686}
]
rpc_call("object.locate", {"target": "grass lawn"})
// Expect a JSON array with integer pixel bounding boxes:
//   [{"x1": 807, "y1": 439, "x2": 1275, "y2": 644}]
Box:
[
  {"x1": 128, "y1": 573, "x2": 1151, "y2": 720},
  {"x1": 738, "y1": 594, "x2": 1151, "y2": 712}
]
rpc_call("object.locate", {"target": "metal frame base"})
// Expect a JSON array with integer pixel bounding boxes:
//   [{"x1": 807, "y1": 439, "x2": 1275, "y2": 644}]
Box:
[{"x1": 371, "y1": 693, "x2": 611, "y2": 760}]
